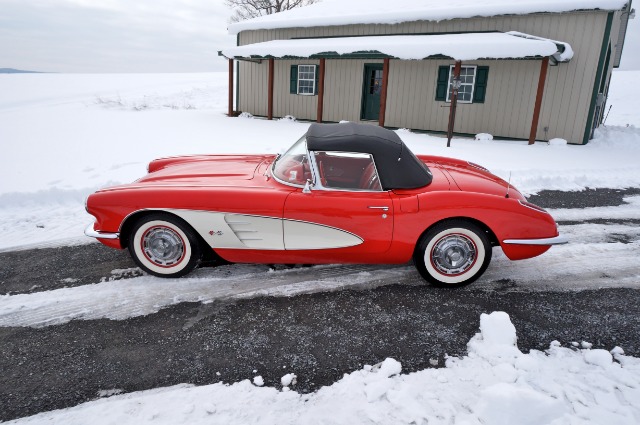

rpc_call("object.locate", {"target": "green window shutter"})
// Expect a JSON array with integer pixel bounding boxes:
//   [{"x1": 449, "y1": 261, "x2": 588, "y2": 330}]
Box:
[
  {"x1": 314, "y1": 64, "x2": 319, "y2": 95},
  {"x1": 435, "y1": 66, "x2": 449, "y2": 101},
  {"x1": 290, "y1": 65, "x2": 298, "y2": 94},
  {"x1": 473, "y1": 66, "x2": 489, "y2": 103}
]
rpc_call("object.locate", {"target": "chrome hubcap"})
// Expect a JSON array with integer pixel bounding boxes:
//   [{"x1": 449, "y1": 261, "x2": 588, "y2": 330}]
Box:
[
  {"x1": 142, "y1": 227, "x2": 184, "y2": 267},
  {"x1": 431, "y1": 234, "x2": 476, "y2": 275}
]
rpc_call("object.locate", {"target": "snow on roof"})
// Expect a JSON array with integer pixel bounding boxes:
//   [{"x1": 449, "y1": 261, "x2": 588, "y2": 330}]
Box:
[
  {"x1": 221, "y1": 32, "x2": 567, "y2": 62},
  {"x1": 228, "y1": 0, "x2": 627, "y2": 35}
]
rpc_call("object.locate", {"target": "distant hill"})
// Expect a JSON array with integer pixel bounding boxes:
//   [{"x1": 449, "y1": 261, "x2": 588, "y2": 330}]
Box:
[{"x1": 0, "y1": 68, "x2": 45, "y2": 74}]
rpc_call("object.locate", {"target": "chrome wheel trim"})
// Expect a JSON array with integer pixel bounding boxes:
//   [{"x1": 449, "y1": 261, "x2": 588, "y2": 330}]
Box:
[
  {"x1": 430, "y1": 234, "x2": 477, "y2": 276},
  {"x1": 424, "y1": 227, "x2": 485, "y2": 285},
  {"x1": 132, "y1": 220, "x2": 192, "y2": 275},
  {"x1": 141, "y1": 226, "x2": 185, "y2": 267}
]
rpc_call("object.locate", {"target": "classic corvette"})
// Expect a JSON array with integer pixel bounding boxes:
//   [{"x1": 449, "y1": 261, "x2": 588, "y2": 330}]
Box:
[{"x1": 85, "y1": 122, "x2": 566, "y2": 287}]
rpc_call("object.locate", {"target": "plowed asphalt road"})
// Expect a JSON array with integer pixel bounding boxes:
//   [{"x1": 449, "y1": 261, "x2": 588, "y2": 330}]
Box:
[{"x1": 1, "y1": 188, "x2": 639, "y2": 421}]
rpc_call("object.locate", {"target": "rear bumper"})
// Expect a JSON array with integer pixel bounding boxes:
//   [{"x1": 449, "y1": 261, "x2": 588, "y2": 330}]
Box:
[
  {"x1": 84, "y1": 223, "x2": 120, "y2": 240},
  {"x1": 502, "y1": 234, "x2": 568, "y2": 245}
]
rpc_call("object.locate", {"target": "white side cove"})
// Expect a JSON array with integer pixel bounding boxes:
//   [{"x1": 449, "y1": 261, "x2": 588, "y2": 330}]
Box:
[
  {"x1": 283, "y1": 220, "x2": 363, "y2": 250},
  {"x1": 167, "y1": 209, "x2": 363, "y2": 251}
]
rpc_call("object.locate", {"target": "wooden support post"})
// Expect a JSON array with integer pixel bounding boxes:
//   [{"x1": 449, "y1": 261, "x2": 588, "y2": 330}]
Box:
[
  {"x1": 529, "y1": 57, "x2": 549, "y2": 145},
  {"x1": 268, "y1": 58, "x2": 274, "y2": 120},
  {"x1": 446, "y1": 61, "x2": 462, "y2": 147},
  {"x1": 378, "y1": 58, "x2": 390, "y2": 127},
  {"x1": 228, "y1": 59, "x2": 234, "y2": 117},
  {"x1": 316, "y1": 58, "x2": 326, "y2": 123}
]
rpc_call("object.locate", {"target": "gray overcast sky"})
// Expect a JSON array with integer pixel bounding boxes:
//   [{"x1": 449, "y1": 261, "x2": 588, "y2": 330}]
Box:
[{"x1": 0, "y1": 0, "x2": 639, "y2": 73}]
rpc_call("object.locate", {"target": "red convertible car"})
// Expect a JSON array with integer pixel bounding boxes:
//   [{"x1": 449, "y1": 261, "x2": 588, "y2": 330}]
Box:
[{"x1": 85, "y1": 123, "x2": 566, "y2": 287}]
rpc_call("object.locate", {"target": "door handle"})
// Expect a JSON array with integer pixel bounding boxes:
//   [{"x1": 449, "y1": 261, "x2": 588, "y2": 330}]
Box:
[{"x1": 368, "y1": 206, "x2": 389, "y2": 211}]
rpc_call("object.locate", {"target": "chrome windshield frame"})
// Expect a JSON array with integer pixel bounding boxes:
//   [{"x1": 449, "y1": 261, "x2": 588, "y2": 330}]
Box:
[
  {"x1": 271, "y1": 136, "x2": 312, "y2": 189},
  {"x1": 271, "y1": 136, "x2": 387, "y2": 193}
]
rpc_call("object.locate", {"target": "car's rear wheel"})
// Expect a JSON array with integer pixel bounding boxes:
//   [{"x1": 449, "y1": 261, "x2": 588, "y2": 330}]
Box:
[
  {"x1": 129, "y1": 213, "x2": 202, "y2": 278},
  {"x1": 414, "y1": 220, "x2": 492, "y2": 288}
]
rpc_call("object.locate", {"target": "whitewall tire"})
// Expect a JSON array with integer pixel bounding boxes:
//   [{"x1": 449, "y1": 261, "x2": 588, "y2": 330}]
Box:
[
  {"x1": 129, "y1": 213, "x2": 202, "y2": 278},
  {"x1": 414, "y1": 220, "x2": 492, "y2": 287}
]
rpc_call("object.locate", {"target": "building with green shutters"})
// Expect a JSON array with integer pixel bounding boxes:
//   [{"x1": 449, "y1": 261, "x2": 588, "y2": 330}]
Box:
[{"x1": 220, "y1": 0, "x2": 633, "y2": 144}]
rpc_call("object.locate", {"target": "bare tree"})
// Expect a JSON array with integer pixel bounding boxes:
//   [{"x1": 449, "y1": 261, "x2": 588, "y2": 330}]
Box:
[{"x1": 226, "y1": 0, "x2": 321, "y2": 23}]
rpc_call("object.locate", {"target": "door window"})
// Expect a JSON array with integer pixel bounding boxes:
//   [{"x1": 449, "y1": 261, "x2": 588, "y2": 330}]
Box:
[
  {"x1": 369, "y1": 69, "x2": 383, "y2": 95},
  {"x1": 311, "y1": 151, "x2": 382, "y2": 191}
]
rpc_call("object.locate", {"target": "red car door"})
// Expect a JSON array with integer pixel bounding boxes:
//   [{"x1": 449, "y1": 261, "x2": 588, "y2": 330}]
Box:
[
  {"x1": 283, "y1": 189, "x2": 393, "y2": 253},
  {"x1": 282, "y1": 130, "x2": 397, "y2": 249}
]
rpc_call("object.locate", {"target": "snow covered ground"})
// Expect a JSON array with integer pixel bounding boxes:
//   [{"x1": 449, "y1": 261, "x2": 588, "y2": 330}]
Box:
[
  {"x1": 5, "y1": 312, "x2": 640, "y2": 425},
  {"x1": 1, "y1": 71, "x2": 640, "y2": 423}
]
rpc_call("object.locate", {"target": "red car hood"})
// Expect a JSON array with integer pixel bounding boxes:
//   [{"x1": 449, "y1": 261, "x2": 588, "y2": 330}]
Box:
[
  {"x1": 135, "y1": 154, "x2": 274, "y2": 185},
  {"x1": 420, "y1": 155, "x2": 524, "y2": 200}
]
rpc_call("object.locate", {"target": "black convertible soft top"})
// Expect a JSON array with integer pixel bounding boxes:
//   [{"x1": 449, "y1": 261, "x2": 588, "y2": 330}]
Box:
[{"x1": 306, "y1": 123, "x2": 432, "y2": 190}]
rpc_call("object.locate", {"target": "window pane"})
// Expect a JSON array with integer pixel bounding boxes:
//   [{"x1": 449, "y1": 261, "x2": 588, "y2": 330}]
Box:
[
  {"x1": 312, "y1": 151, "x2": 382, "y2": 191},
  {"x1": 459, "y1": 87, "x2": 472, "y2": 102},
  {"x1": 297, "y1": 64, "x2": 316, "y2": 95},
  {"x1": 447, "y1": 66, "x2": 476, "y2": 103}
]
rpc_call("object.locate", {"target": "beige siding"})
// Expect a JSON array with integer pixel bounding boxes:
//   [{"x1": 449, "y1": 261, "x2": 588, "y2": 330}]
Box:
[
  {"x1": 385, "y1": 60, "x2": 540, "y2": 139},
  {"x1": 273, "y1": 60, "x2": 319, "y2": 120},
  {"x1": 238, "y1": 61, "x2": 268, "y2": 117},
  {"x1": 323, "y1": 59, "x2": 383, "y2": 123},
  {"x1": 237, "y1": 10, "x2": 611, "y2": 143}
]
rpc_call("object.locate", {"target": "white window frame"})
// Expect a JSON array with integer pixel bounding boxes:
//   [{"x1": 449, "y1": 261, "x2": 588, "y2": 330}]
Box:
[
  {"x1": 297, "y1": 64, "x2": 316, "y2": 96},
  {"x1": 445, "y1": 65, "x2": 476, "y2": 104}
]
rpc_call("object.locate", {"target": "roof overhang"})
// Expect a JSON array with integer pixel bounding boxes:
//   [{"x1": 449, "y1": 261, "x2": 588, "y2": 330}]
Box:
[
  {"x1": 227, "y1": 0, "x2": 628, "y2": 35},
  {"x1": 219, "y1": 32, "x2": 572, "y2": 63}
]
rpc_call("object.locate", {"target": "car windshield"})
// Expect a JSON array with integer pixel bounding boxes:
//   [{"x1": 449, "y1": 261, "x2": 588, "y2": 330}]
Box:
[{"x1": 272, "y1": 136, "x2": 311, "y2": 187}]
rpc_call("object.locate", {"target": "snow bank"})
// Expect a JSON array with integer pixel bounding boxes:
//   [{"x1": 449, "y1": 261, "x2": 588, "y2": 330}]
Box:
[{"x1": 7, "y1": 312, "x2": 640, "y2": 425}]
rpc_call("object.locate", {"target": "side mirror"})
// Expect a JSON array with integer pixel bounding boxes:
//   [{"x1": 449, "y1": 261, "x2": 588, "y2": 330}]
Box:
[{"x1": 302, "y1": 179, "x2": 314, "y2": 194}]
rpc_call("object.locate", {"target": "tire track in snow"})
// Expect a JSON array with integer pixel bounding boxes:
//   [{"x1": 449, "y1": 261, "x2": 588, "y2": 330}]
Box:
[{"x1": 0, "y1": 264, "x2": 413, "y2": 328}]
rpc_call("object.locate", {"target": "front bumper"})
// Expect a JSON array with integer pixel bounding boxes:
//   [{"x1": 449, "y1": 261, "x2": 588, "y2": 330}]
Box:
[
  {"x1": 84, "y1": 223, "x2": 120, "y2": 240},
  {"x1": 502, "y1": 234, "x2": 568, "y2": 245}
]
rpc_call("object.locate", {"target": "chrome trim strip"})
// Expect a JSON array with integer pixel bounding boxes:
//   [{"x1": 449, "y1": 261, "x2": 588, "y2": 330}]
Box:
[
  {"x1": 503, "y1": 235, "x2": 568, "y2": 245},
  {"x1": 518, "y1": 200, "x2": 548, "y2": 213},
  {"x1": 84, "y1": 223, "x2": 120, "y2": 240}
]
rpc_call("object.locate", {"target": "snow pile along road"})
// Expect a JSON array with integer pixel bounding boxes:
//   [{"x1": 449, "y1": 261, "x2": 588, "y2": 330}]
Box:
[{"x1": 6, "y1": 312, "x2": 640, "y2": 425}]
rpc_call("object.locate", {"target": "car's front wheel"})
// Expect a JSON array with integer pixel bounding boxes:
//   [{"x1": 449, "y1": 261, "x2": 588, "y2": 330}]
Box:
[
  {"x1": 414, "y1": 220, "x2": 492, "y2": 288},
  {"x1": 129, "y1": 213, "x2": 202, "y2": 278}
]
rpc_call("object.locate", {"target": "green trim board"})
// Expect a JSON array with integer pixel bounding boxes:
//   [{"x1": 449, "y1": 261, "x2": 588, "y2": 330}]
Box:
[{"x1": 582, "y1": 11, "x2": 613, "y2": 145}]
